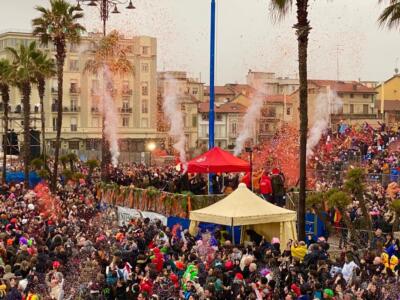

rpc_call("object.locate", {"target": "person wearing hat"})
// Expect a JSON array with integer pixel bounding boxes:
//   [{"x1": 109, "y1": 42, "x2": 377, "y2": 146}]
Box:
[{"x1": 323, "y1": 288, "x2": 334, "y2": 299}]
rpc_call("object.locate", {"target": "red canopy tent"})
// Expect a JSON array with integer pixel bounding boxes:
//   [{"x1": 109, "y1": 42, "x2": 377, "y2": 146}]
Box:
[{"x1": 185, "y1": 147, "x2": 250, "y2": 173}]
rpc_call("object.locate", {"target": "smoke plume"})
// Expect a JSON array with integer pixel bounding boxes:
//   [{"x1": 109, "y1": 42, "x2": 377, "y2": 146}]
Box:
[
  {"x1": 162, "y1": 76, "x2": 187, "y2": 170},
  {"x1": 306, "y1": 89, "x2": 343, "y2": 159},
  {"x1": 234, "y1": 95, "x2": 263, "y2": 156},
  {"x1": 97, "y1": 66, "x2": 120, "y2": 167}
]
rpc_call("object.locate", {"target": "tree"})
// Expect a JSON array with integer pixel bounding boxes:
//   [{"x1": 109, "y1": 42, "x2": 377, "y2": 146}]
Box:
[
  {"x1": 86, "y1": 159, "x2": 99, "y2": 179},
  {"x1": 270, "y1": 0, "x2": 311, "y2": 240},
  {"x1": 344, "y1": 168, "x2": 373, "y2": 237},
  {"x1": 84, "y1": 30, "x2": 133, "y2": 181},
  {"x1": 327, "y1": 190, "x2": 359, "y2": 244},
  {"x1": 6, "y1": 42, "x2": 41, "y2": 187},
  {"x1": 34, "y1": 52, "x2": 56, "y2": 168},
  {"x1": 0, "y1": 59, "x2": 13, "y2": 184},
  {"x1": 33, "y1": 0, "x2": 85, "y2": 192},
  {"x1": 378, "y1": 0, "x2": 400, "y2": 29}
]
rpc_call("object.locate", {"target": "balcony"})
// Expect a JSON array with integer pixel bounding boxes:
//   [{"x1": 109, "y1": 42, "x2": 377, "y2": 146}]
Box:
[
  {"x1": 69, "y1": 87, "x2": 80, "y2": 94},
  {"x1": 118, "y1": 107, "x2": 132, "y2": 113},
  {"x1": 122, "y1": 88, "x2": 133, "y2": 96},
  {"x1": 69, "y1": 106, "x2": 81, "y2": 113},
  {"x1": 331, "y1": 113, "x2": 378, "y2": 121},
  {"x1": 51, "y1": 105, "x2": 80, "y2": 113}
]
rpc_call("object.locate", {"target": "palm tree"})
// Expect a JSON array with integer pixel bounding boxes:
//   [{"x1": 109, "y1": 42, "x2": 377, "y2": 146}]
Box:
[
  {"x1": 0, "y1": 59, "x2": 12, "y2": 184},
  {"x1": 344, "y1": 168, "x2": 373, "y2": 237},
  {"x1": 32, "y1": 0, "x2": 85, "y2": 192},
  {"x1": 34, "y1": 52, "x2": 56, "y2": 168},
  {"x1": 270, "y1": 0, "x2": 311, "y2": 240},
  {"x1": 84, "y1": 30, "x2": 133, "y2": 181},
  {"x1": 6, "y1": 42, "x2": 41, "y2": 187},
  {"x1": 379, "y1": 0, "x2": 400, "y2": 29}
]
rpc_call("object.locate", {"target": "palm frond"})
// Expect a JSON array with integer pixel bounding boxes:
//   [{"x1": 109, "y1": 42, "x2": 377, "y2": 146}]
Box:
[
  {"x1": 269, "y1": 0, "x2": 293, "y2": 20},
  {"x1": 379, "y1": 0, "x2": 400, "y2": 29}
]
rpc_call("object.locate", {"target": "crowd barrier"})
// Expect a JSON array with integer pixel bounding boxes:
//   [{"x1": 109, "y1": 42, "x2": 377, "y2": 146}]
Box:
[{"x1": 97, "y1": 183, "x2": 224, "y2": 218}]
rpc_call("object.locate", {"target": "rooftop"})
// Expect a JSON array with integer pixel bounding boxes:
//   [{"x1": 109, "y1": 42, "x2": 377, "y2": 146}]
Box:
[
  {"x1": 198, "y1": 102, "x2": 247, "y2": 114},
  {"x1": 309, "y1": 80, "x2": 376, "y2": 94}
]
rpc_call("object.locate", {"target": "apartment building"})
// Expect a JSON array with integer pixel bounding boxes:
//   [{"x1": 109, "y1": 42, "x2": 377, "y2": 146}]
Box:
[
  {"x1": 0, "y1": 31, "x2": 158, "y2": 162},
  {"x1": 246, "y1": 70, "x2": 299, "y2": 95},
  {"x1": 198, "y1": 102, "x2": 247, "y2": 150},
  {"x1": 157, "y1": 71, "x2": 204, "y2": 153},
  {"x1": 290, "y1": 80, "x2": 378, "y2": 129},
  {"x1": 375, "y1": 74, "x2": 400, "y2": 125}
]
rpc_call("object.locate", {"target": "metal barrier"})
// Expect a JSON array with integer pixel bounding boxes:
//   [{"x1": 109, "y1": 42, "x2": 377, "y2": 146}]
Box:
[{"x1": 315, "y1": 169, "x2": 400, "y2": 186}]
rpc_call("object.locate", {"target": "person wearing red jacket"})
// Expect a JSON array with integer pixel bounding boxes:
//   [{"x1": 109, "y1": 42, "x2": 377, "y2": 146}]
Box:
[{"x1": 259, "y1": 172, "x2": 272, "y2": 201}]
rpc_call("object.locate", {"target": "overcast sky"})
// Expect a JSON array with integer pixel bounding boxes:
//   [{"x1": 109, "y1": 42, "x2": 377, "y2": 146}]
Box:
[{"x1": 0, "y1": 0, "x2": 399, "y2": 85}]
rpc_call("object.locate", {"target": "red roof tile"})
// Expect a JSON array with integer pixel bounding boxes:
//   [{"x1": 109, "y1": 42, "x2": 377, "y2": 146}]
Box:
[
  {"x1": 309, "y1": 80, "x2": 376, "y2": 94},
  {"x1": 198, "y1": 102, "x2": 247, "y2": 113},
  {"x1": 204, "y1": 86, "x2": 235, "y2": 95}
]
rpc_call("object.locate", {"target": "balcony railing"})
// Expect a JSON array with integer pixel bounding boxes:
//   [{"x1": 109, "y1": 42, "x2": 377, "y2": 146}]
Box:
[
  {"x1": 69, "y1": 106, "x2": 80, "y2": 112},
  {"x1": 69, "y1": 87, "x2": 80, "y2": 94},
  {"x1": 122, "y1": 88, "x2": 133, "y2": 95},
  {"x1": 118, "y1": 107, "x2": 132, "y2": 113}
]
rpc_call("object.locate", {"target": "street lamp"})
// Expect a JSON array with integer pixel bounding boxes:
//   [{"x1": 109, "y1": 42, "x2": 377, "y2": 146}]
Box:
[
  {"x1": 147, "y1": 142, "x2": 156, "y2": 167},
  {"x1": 245, "y1": 147, "x2": 253, "y2": 191},
  {"x1": 76, "y1": 0, "x2": 136, "y2": 36}
]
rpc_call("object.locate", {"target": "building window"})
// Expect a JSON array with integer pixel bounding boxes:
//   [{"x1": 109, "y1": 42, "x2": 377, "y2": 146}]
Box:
[
  {"x1": 216, "y1": 114, "x2": 223, "y2": 121},
  {"x1": 202, "y1": 114, "x2": 209, "y2": 121},
  {"x1": 52, "y1": 117, "x2": 57, "y2": 131},
  {"x1": 70, "y1": 81, "x2": 79, "y2": 93},
  {"x1": 122, "y1": 117, "x2": 129, "y2": 127},
  {"x1": 122, "y1": 99, "x2": 130, "y2": 110},
  {"x1": 70, "y1": 117, "x2": 77, "y2": 132},
  {"x1": 142, "y1": 46, "x2": 150, "y2": 55},
  {"x1": 192, "y1": 115, "x2": 197, "y2": 127},
  {"x1": 70, "y1": 98, "x2": 78, "y2": 111},
  {"x1": 286, "y1": 107, "x2": 291, "y2": 115},
  {"x1": 200, "y1": 124, "x2": 208, "y2": 137},
  {"x1": 141, "y1": 118, "x2": 148, "y2": 128},
  {"x1": 363, "y1": 94, "x2": 370, "y2": 99},
  {"x1": 350, "y1": 104, "x2": 354, "y2": 114},
  {"x1": 141, "y1": 63, "x2": 149, "y2": 73},
  {"x1": 192, "y1": 87, "x2": 198, "y2": 95},
  {"x1": 141, "y1": 82, "x2": 149, "y2": 96},
  {"x1": 69, "y1": 43, "x2": 77, "y2": 52},
  {"x1": 141, "y1": 99, "x2": 148, "y2": 114},
  {"x1": 68, "y1": 141, "x2": 79, "y2": 150},
  {"x1": 363, "y1": 104, "x2": 369, "y2": 114},
  {"x1": 69, "y1": 59, "x2": 79, "y2": 71},
  {"x1": 350, "y1": 93, "x2": 354, "y2": 98},
  {"x1": 92, "y1": 117, "x2": 99, "y2": 128},
  {"x1": 231, "y1": 122, "x2": 237, "y2": 135}
]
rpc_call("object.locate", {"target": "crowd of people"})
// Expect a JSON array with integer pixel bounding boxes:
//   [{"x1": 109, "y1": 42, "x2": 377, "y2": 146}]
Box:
[
  {"x1": 0, "y1": 177, "x2": 400, "y2": 299},
  {"x1": 0, "y1": 121, "x2": 399, "y2": 299}
]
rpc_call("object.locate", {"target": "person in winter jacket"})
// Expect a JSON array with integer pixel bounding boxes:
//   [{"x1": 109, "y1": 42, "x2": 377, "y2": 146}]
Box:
[{"x1": 259, "y1": 172, "x2": 273, "y2": 201}]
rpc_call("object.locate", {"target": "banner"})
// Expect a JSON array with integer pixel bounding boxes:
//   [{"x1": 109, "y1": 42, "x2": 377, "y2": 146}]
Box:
[
  {"x1": 141, "y1": 211, "x2": 167, "y2": 226},
  {"x1": 117, "y1": 206, "x2": 167, "y2": 226},
  {"x1": 117, "y1": 206, "x2": 142, "y2": 226}
]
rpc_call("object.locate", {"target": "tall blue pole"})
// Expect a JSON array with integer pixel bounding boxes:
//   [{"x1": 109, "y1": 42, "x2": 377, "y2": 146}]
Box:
[
  {"x1": 209, "y1": 0, "x2": 216, "y2": 150},
  {"x1": 208, "y1": 0, "x2": 216, "y2": 194}
]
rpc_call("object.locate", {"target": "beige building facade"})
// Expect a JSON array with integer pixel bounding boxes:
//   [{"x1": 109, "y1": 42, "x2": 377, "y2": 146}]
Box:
[
  {"x1": 157, "y1": 71, "x2": 204, "y2": 155},
  {"x1": 0, "y1": 31, "x2": 158, "y2": 162}
]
